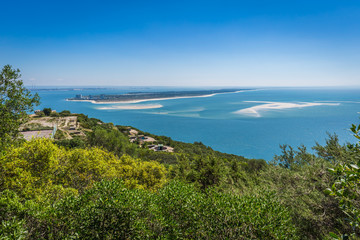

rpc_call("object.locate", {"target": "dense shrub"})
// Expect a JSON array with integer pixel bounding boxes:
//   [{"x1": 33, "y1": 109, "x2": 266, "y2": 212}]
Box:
[
  {"x1": 59, "y1": 110, "x2": 71, "y2": 117},
  {"x1": 0, "y1": 139, "x2": 168, "y2": 198},
  {"x1": 87, "y1": 125, "x2": 136, "y2": 156},
  {"x1": 55, "y1": 137, "x2": 86, "y2": 149},
  {"x1": 326, "y1": 124, "x2": 360, "y2": 238},
  {"x1": 42, "y1": 108, "x2": 52, "y2": 116},
  {"x1": 1, "y1": 180, "x2": 298, "y2": 239},
  {"x1": 151, "y1": 181, "x2": 299, "y2": 239}
]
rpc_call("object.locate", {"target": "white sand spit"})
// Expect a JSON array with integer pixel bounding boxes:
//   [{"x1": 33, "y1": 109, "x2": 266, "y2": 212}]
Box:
[
  {"x1": 97, "y1": 104, "x2": 163, "y2": 110},
  {"x1": 234, "y1": 101, "x2": 340, "y2": 117}
]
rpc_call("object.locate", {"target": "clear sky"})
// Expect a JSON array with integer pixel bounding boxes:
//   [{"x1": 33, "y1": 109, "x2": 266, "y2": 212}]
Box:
[{"x1": 1, "y1": 0, "x2": 360, "y2": 87}]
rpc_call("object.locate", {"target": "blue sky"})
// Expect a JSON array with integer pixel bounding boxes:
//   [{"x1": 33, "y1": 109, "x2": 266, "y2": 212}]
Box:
[{"x1": 1, "y1": 0, "x2": 360, "y2": 86}]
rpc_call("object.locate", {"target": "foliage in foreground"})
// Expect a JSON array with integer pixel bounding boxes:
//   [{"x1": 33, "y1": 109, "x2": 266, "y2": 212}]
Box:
[
  {"x1": 0, "y1": 180, "x2": 298, "y2": 240},
  {"x1": 0, "y1": 138, "x2": 168, "y2": 199},
  {"x1": 3, "y1": 122, "x2": 360, "y2": 239},
  {"x1": 3, "y1": 130, "x2": 359, "y2": 239},
  {"x1": 326, "y1": 124, "x2": 360, "y2": 238}
]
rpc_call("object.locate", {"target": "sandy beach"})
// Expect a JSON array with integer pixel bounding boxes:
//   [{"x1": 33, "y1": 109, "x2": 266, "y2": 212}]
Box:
[{"x1": 97, "y1": 104, "x2": 163, "y2": 110}]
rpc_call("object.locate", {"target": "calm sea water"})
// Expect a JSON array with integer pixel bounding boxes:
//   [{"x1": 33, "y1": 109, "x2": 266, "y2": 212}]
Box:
[{"x1": 31, "y1": 87, "x2": 360, "y2": 160}]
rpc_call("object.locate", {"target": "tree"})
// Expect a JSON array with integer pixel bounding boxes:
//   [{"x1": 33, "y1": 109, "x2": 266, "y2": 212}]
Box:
[
  {"x1": 326, "y1": 123, "x2": 360, "y2": 238},
  {"x1": 42, "y1": 107, "x2": 52, "y2": 116},
  {"x1": 274, "y1": 144, "x2": 295, "y2": 169},
  {"x1": 313, "y1": 133, "x2": 349, "y2": 164},
  {"x1": 0, "y1": 65, "x2": 40, "y2": 150}
]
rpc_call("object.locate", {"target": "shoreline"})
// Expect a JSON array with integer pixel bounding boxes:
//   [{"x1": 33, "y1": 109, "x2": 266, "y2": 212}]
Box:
[
  {"x1": 66, "y1": 90, "x2": 246, "y2": 104},
  {"x1": 97, "y1": 104, "x2": 163, "y2": 110}
]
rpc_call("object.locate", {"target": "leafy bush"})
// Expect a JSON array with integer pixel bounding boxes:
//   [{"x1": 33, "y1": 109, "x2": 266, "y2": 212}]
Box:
[
  {"x1": 59, "y1": 110, "x2": 71, "y2": 117},
  {"x1": 0, "y1": 139, "x2": 168, "y2": 198},
  {"x1": 326, "y1": 124, "x2": 360, "y2": 237},
  {"x1": 2, "y1": 180, "x2": 297, "y2": 239},
  {"x1": 150, "y1": 181, "x2": 298, "y2": 239},
  {"x1": 42, "y1": 108, "x2": 52, "y2": 116},
  {"x1": 87, "y1": 125, "x2": 133, "y2": 156},
  {"x1": 55, "y1": 137, "x2": 86, "y2": 149},
  {"x1": 53, "y1": 129, "x2": 66, "y2": 140},
  {"x1": 50, "y1": 111, "x2": 59, "y2": 117},
  {"x1": 76, "y1": 113, "x2": 100, "y2": 128}
]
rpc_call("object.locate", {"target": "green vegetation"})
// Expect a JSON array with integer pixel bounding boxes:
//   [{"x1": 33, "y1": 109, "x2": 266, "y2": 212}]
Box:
[
  {"x1": 53, "y1": 129, "x2": 66, "y2": 140},
  {"x1": 2, "y1": 112, "x2": 359, "y2": 239},
  {"x1": 0, "y1": 180, "x2": 298, "y2": 239},
  {"x1": 1, "y1": 65, "x2": 360, "y2": 239},
  {"x1": 326, "y1": 124, "x2": 360, "y2": 239},
  {"x1": 0, "y1": 65, "x2": 39, "y2": 150},
  {"x1": 59, "y1": 110, "x2": 71, "y2": 117},
  {"x1": 42, "y1": 108, "x2": 52, "y2": 116},
  {"x1": 21, "y1": 123, "x2": 53, "y2": 131},
  {"x1": 0, "y1": 138, "x2": 167, "y2": 198}
]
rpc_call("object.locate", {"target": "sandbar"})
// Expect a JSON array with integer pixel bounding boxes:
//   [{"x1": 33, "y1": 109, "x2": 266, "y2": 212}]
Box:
[
  {"x1": 234, "y1": 101, "x2": 340, "y2": 117},
  {"x1": 97, "y1": 104, "x2": 163, "y2": 110}
]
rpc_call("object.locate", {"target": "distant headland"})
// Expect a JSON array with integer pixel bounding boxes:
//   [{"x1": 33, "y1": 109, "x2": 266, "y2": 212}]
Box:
[
  {"x1": 66, "y1": 89, "x2": 252, "y2": 103},
  {"x1": 29, "y1": 87, "x2": 110, "y2": 91}
]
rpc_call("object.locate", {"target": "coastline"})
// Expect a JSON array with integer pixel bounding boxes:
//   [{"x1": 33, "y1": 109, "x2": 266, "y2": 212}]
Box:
[
  {"x1": 66, "y1": 90, "x2": 246, "y2": 104},
  {"x1": 97, "y1": 104, "x2": 163, "y2": 110}
]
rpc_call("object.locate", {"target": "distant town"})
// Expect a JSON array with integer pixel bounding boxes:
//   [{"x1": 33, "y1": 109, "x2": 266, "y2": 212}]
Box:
[{"x1": 67, "y1": 89, "x2": 249, "y2": 103}]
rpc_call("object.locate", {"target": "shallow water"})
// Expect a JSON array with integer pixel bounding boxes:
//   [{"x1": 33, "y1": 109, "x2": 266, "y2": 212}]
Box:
[{"x1": 32, "y1": 87, "x2": 360, "y2": 160}]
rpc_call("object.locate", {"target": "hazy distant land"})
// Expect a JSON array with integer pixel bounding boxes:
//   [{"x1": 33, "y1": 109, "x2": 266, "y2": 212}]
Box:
[
  {"x1": 29, "y1": 87, "x2": 110, "y2": 91},
  {"x1": 67, "y1": 89, "x2": 250, "y2": 103}
]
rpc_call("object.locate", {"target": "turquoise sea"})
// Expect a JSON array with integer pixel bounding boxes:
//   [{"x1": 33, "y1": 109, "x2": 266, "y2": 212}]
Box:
[{"x1": 31, "y1": 87, "x2": 360, "y2": 160}]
